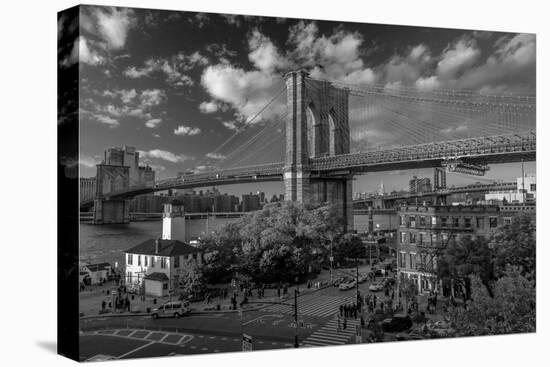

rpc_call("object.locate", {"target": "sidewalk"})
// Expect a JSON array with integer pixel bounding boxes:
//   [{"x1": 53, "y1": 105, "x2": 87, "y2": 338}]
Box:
[{"x1": 79, "y1": 276, "x2": 330, "y2": 318}]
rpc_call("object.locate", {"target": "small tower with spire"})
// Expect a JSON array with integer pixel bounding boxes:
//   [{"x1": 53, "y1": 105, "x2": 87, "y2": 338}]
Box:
[{"x1": 162, "y1": 200, "x2": 186, "y2": 242}]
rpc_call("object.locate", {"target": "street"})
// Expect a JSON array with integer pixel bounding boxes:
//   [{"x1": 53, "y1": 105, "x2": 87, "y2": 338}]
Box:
[{"x1": 79, "y1": 268, "x2": 408, "y2": 360}]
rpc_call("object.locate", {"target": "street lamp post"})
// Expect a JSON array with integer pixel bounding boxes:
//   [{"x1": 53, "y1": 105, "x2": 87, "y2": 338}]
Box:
[
  {"x1": 294, "y1": 289, "x2": 299, "y2": 348},
  {"x1": 330, "y1": 236, "x2": 334, "y2": 283}
]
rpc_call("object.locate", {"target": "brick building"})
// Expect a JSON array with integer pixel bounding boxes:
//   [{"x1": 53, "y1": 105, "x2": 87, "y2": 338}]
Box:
[{"x1": 397, "y1": 204, "x2": 502, "y2": 294}]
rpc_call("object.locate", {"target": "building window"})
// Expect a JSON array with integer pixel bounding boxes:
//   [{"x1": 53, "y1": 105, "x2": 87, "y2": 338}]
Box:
[
  {"x1": 400, "y1": 232, "x2": 406, "y2": 244},
  {"x1": 138, "y1": 255, "x2": 141, "y2": 266},
  {"x1": 163, "y1": 283, "x2": 168, "y2": 290},
  {"x1": 399, "y1": 252, "x2": 406, "y2": 268},
  {"x1": 441, "y1": 217, "x2": 447, "y2": 227},
  {"x1": 193, "y1": 253, "x2": 198, "y2": 260},
  {"x1": 530, "y1": 183, "x2": 536, "y2": 191},
  {"x1": 476, "y1": 217, "x2": 484, "y2": 229},
  {"x1": 399, "y1": 215, "x2": 404, "y2": 226},
  {"x1": 453, "y1": 217, "x2": 460, "y2": 228},
  {"x1": 503, "y1": 217, "x2": 512, "y2": 225},
  {"x1": 431, "y1": 216, "x2": 437, "y2": 226},
  {"x1": 464, "y1": 217, "x2": 471, "y2": 228},
  {"x1": 409, "y1": 253, "x2": 415, "y2": 269},
  {"x1": 151, "y1": 256, "x2": 156, "y2": 267},
  {"x1": 127, "y1": 254, "x2": 133, "y2": 265},
  {"x1": 144, "y1": 256, "x2": 148, "y2": 267},
  {"x1": 419, "y1": 233, "x2": 424, "y2": 244},
  {"x1": 410, "y1": 216, "x2": 416, "y2": 228},
  {"x1": 161, "y1": 257, "x2": 167, "y2": 269},
  {"x1": 489, "y1": 217, "x2": 498, "y2": 228},
  {"x1": 174, "y1": 256, "x2": 180, "y2": 268},
  {"x1": 431, "y1": 233, "x2": 438, "y2": 243}
]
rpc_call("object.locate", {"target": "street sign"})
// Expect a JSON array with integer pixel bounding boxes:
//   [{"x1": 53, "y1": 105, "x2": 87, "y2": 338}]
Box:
[
  {"x1": 242, "y1": 334, "x2": 252, "y2": 351},
  {"x1": 329, "y1": 256, "x2": 334, "y2": 262},
  {"x1": 111, "y1": 290, "x2": 117, "y2": 296}
]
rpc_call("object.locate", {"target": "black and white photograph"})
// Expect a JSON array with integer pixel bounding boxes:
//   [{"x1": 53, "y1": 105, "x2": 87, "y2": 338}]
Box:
[{"x1": 55, "y1": 3, "x2": 540, "y2": 362}]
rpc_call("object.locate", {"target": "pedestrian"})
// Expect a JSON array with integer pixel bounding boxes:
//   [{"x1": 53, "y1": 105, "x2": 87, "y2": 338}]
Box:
[
  {"x1": 360, "y1": 316, "x2": 365, "y2": 328},
  {"x1": 337, "y1": 316, "x2": 341, "y2": 332},
  {"x1": 343, "y1": 318, "x2": 347, "y2": 330},
  {"x1": 339, "y1": 304, "x2": 344, "y2": 316},
  {"x1": 277, "y1": 287, "x2": 281, "y2": 298},
  {"x1": 354, "y1": 307, "x2": 358, "y2": 319}
]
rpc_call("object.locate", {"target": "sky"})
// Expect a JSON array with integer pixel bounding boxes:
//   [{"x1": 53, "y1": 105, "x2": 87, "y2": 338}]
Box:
[{"x1": 58, "y1": 5, "x2": 536, "y2": 197}]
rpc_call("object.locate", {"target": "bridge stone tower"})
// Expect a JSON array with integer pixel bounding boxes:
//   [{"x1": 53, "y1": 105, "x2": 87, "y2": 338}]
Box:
[
  {"x1": 92, "y1": 164, "x2": 131, "y2": 224},
  {"x1": 284, "y1": 70, "x2": 353, "y2": 231}
]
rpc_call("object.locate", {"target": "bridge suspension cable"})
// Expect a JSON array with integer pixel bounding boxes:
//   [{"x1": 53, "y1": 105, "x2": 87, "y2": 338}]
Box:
[
  {"x1": 303, "y1": 76, "x2": 535, "y2": 151},
  {"x1": 194, "y1": 84, "x2": 287, "y2": 171}
]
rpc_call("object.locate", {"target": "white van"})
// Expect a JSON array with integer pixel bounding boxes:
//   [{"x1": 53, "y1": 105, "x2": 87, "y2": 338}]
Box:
[{"x1": 151, "y1": 301, "x2": 190, "y2": 319}]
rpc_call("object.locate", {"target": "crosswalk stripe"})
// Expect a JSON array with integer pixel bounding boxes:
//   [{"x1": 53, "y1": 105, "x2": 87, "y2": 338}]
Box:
[
  {"x1": 261, "y1": 295, "x2": 356, "y2": 318},
  {"x1": 301, "y1": 316, "x2": 361, "y2": 347}
]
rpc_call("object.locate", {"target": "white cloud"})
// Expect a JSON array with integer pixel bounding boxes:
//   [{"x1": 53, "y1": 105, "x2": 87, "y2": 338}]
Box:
[
  {"x1": 94, "y1": 114, "x2": 119, "y2": 127},
  {"x1": 222, "y1": 121, "x2": 240, "y2": 131},
  {"x1": 93, "y1": 7, "x2": 135, "y2": 50},
  {"x1": 384, "y1": 44, "x2": 432, "y2": 85},
  {"x1": 456, "y1": 33, "x2": 535, "y2": 91},
  {"x1": 64, "y1": 36, "x2": 105, "y2": 66},
  {"x1": 140, "y1": 89, "x2": 166, "y2": 107},
  {"x1": 145, "y1": 118, "x2": 162, "y2": 128},
  {"x1": 124, "y1": 52, "x2": 208, "y2": 87},
  {"x1": 201, "y1": 64, "x2": 285, "y2": 124},
  {"x1": 79, "y1": 154, "x2": 100, "y2": 168},
  {"x1": 436, "y1": 38, "x2": 481, "y2": 79},
  {"x1": 206, "y1": 152, "x2": 226, "y2": 160},
  {"x1": 415, "y1": 75, "x2": 441, "y2": 91},
  {"x1": 248, "y1": 29, "x2": 288, "y2": 72},
  {"x1": 152, "y1": 133, "x2": 161, "y2": 138},
  {"x1": 139, "y1": 149, "x2": 192, "y2": 163},
  {"x1": 102, "y1": 88, "x2": 137, "y2": 103},
  {"x1": 174, "y1": 125, "x2": 202, "y2": 136},
  {"x1": 199, "y1": 101, "x2": 221, "y2": 113}
]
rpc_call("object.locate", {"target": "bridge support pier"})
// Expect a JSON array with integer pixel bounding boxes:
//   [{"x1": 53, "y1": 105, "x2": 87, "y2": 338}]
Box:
[
  {"x1": 434, "y1": 168, "x2": 447, "y2": 190},
  {"x1": 92, "y1": 199, "x2": 130, "y2": 224},
  {"x1": 284, "y1": 69, "x2": 353, "y2": 232}
]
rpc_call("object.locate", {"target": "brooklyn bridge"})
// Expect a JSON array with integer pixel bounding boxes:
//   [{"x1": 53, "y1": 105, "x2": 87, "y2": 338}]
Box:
[{"x1": 82, "y1": 70, "x2": 536, "y2": 226}]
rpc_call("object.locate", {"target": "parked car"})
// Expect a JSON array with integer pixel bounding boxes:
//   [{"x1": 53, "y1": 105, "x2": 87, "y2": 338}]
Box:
[
  {"x1": 151, "y1": 301, "x2": 190, "y2": 319},
  {"x1": 331, "y1": 276, "x2": 346, "y2": 286},
  {"x1": 369, "y1": 282, "x2": 385, "y2": 292},
  {"x1": 339, "y1": 279, "x2": 357, "y2": 290},
  {"x1": 358, "y1": 272, "x2": 369, "y2": 283},
  {"x1": 381, "y1": 314, "x2": 413, "y2": 332}
]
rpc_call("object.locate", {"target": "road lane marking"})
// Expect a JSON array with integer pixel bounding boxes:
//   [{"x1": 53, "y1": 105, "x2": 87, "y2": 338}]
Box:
[{"x1": 117, "y1": 341, "x2": 155, "y2": 359}]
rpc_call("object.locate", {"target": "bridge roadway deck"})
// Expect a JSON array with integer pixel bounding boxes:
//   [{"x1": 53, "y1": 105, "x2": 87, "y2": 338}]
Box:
[{"x1": 81, "y1": 132, "x2": 535, "y2": 206}]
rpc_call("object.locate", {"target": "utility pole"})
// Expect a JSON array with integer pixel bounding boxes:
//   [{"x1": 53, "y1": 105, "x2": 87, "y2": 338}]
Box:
[
  {"x1": 521, "y1": 159, "x2": 526, "y2": 205},
  {"x1": 355, "y1": 258, "x2": 360, "y2": 305},
  {"x1": 330, "y1": 235, "x2": 334, "y2": 283},
  {"x1": 294, "y1": 289, "x2": 299, "y2": 348}
]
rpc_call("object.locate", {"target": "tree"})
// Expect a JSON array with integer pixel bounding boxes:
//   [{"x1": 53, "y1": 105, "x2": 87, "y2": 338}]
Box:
[
  {"x1": 449, "y1": 268, "x2": 535, "y2": 336},
  {"x1": 490, "y1": 214, "x2": 536, "y2": 278},
  {"x1": 178, "y1": 258, "x2": 206, "y2": 296},
  {"x1": 334, "y1": 233, "x2": 365, "y2": 264},
  {"x1": 436, "y1": 236, "x2": 493, "y2": 299},
  {"x1": 200, "y1": 222, "x2": 243, "y2": 284},
  {"x1": 203, "y1": 201, "x2": 344, "y2": 285},
  {"x1": 399, "y1": 277, "x2": 418, "y2": 311}
]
